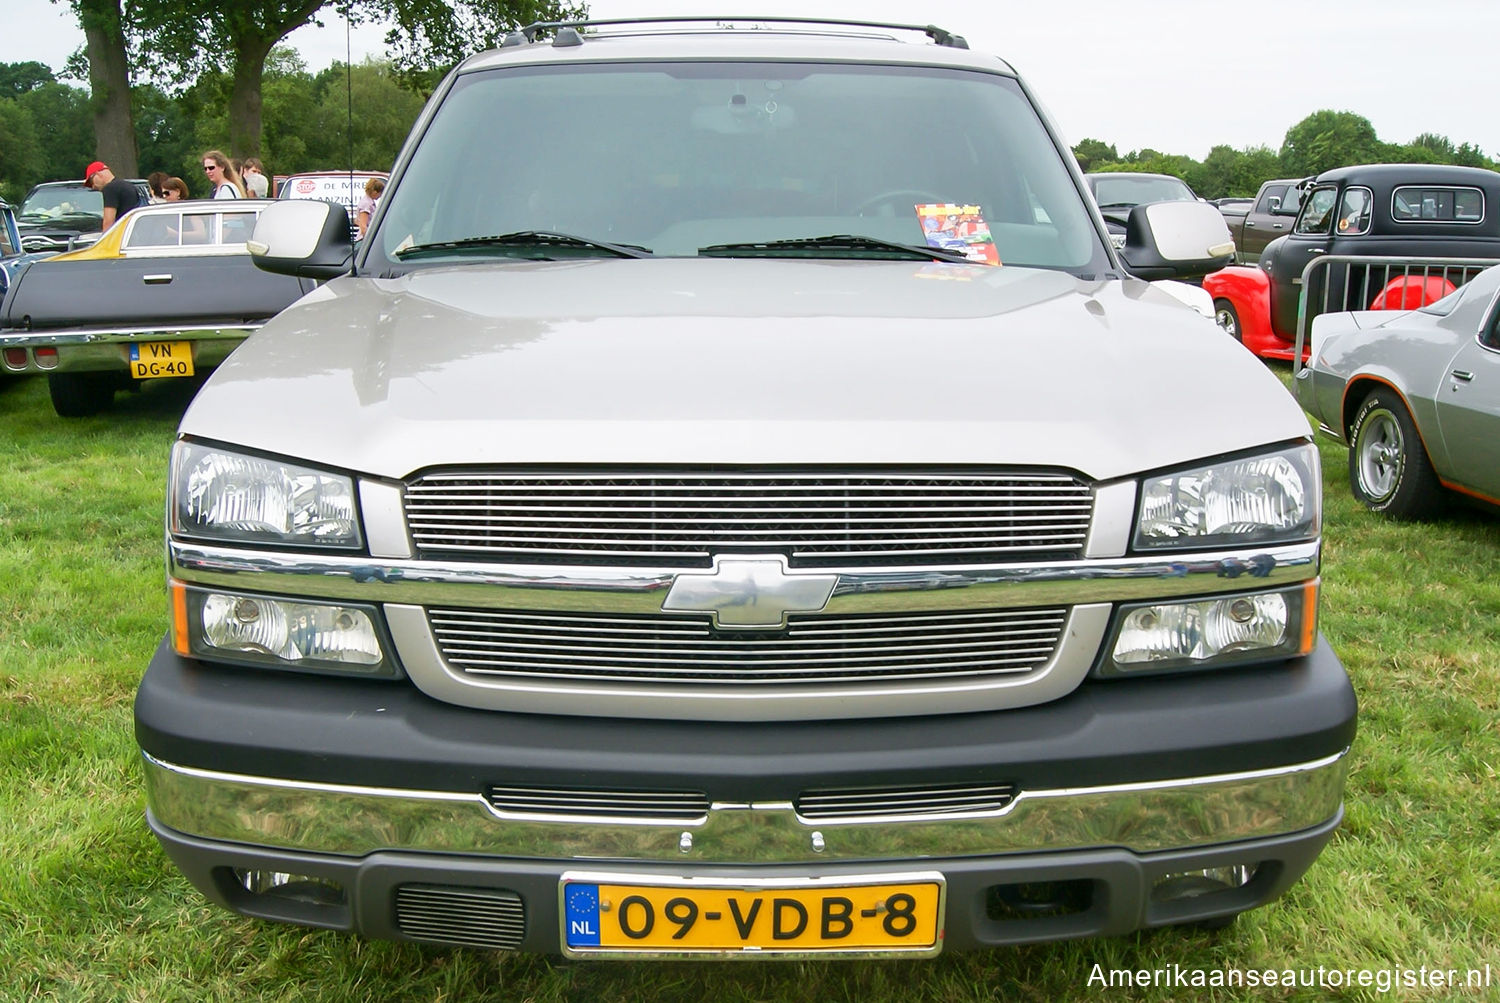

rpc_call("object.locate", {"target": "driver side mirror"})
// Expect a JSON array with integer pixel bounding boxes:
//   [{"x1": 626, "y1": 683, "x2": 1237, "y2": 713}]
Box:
[
  {"x1": 247, "y1": 199, "x2": 353, "y2": 279},
  {"x1": 1117, "y1": 201, "x2": 1235, "y2": 280}
]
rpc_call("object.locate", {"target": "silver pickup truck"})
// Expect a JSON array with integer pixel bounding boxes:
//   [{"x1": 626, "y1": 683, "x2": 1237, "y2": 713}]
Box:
[{"x1": 136, "y1": 17, "x2": 1354, "y2": 958}]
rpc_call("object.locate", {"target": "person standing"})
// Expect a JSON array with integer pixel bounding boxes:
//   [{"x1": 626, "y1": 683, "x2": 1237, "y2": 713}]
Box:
[
  {"x1": 355, "y1": 176, "x2": 385, "y2": 238},
  {"x1": 85, "y1": 161, "x2": 143, "y2": 230},
  {"x1": 202, "y1": 151, "x2": 245, "y2": 199},
  {"x1": 241, "y1": 157, "x2": 270, "y2": 198},
  {"x1": 161, "y1": 177, "x2": 190, "y2": 201}
]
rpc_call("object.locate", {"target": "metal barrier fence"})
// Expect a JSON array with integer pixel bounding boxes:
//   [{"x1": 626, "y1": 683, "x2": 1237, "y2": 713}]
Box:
[{"x1": 1292, "y1": 255, "x2": 1497, "y2": 374}]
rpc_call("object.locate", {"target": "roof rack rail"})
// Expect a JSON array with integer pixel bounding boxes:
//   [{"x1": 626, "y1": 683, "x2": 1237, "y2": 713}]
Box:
[{"x1": 511, "y1": 16, "x2": 969, "y2": 49}]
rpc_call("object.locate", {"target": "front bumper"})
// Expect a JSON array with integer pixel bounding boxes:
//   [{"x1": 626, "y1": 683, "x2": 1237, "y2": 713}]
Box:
[{"x1": 137, "y1": 636, "x2": 1355, "y2": 952}]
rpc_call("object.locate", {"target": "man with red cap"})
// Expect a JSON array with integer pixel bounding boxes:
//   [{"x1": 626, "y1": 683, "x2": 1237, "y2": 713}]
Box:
[{"x1": 85, "y1": 161, "x2": 142, "y2": 230}]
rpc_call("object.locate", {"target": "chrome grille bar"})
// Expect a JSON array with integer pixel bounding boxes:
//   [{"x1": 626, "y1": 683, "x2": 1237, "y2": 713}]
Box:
[
  {"x1": 797, "y1": 783, "x2": 1017, "y2": 820},
  {"x1": 487, "y1": 786, "x2": 709, "y2": 821},
  {"x1": 394, "y1": 885, "x2": 525, "y2": 950},
  {"x1": 430, "y1": 607, "x2": 1067, "y2": 684},
  {"x1": 404, "y1": 469, "x2": 1094, "y2": 566}
]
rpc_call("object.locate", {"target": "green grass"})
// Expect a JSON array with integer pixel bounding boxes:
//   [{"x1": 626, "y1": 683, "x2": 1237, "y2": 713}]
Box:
[{"x1": 2, "y1": 369, "x2": 1498, "y2": 1002}]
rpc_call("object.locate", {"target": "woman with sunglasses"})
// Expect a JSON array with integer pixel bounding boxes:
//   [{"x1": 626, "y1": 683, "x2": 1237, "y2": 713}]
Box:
[{"x1": 202, "y1": 150, "x2": 245, "y2": 199}]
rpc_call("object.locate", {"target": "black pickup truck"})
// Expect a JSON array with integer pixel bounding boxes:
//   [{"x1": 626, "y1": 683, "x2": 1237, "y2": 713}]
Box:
[{"x1": 1219, "y1": 178, "x2": 1302, "y2": 265}]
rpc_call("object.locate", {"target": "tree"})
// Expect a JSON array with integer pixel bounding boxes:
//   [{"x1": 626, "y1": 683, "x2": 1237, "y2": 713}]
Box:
[
  {"x1": 0, "y1": 101, "x2": 45, "y2": 202},
  {"x1": 13, "y1": 82, "x2": 95, "y2": 183},
  {"x1": 134, "y1": 0, "x2": 584, "y2": 162},
  {"x1": 0, "y1": 61, "x2": 57, "y2": 97},
  {"x1": 1280, "y1": 110, "x2": 1383, "y2": 177},
  {"x1": 1071, "y1": 138, "x2": 1118, "y2": 173},
  {"x1": 76, "y1": 0, "x2": 139, "y2": 176}
]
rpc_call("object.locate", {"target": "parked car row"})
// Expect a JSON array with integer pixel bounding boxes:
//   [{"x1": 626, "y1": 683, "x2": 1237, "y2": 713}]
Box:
[{"x1": 0, "y1": 169, "x2": 387, "y2": 415}]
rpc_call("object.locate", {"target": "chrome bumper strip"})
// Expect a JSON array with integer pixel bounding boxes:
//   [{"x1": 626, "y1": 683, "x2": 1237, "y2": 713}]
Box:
[
  {"x1": 168, "y1": 539, "x2": 1320, "y2": 615},
  {"x1": 142, "y1": 749, "x2": 1349, "y2": 863}
]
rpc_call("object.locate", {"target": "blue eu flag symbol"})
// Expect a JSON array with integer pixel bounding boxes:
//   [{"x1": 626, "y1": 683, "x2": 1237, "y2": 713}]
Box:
[{"x1": 564, "y1": 884, "x2": 601, "y2": 947}]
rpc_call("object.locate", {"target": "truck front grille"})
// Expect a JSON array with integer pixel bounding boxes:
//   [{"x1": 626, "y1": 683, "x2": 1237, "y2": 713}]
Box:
[
  {"x1": 429, "y1": 606, "x2": 1067, "y2": 685},
  {"x1": 403, "y1": 468, "x2": 1093, "y2": 567}
]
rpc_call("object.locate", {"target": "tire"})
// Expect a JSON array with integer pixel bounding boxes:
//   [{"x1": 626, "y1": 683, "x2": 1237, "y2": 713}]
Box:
[
  {"x1": 47, "y1": 371, "x2": 117, "y2": 417},
  {"x1": 1348, "y1": 390, "x2": 1443, "y2": 519},
  {"x1": 1213, "y1": 298, "x2": 1241, "y2": 342}
]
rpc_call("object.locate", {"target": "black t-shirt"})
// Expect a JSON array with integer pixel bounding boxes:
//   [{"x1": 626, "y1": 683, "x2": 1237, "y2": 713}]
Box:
[{"x1": 101, "y1": 177, "x2": 142, "y2": 220}]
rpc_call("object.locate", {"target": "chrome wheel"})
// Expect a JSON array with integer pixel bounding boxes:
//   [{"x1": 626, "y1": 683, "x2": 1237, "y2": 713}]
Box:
[
  {"x1": 1354, "y1": 407, "x2": 1402, "y2": 501},
  {"x1": 1213, "y1": 299, "x2": 1241, "y2": 342}
]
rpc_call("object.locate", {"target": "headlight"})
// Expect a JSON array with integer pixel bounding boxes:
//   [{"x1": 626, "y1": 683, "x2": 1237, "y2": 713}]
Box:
[
  {"x1": 1135, "y1": 444, "x2": 1318, "y2": 550},
  {"x1": 171, "y1": 582, "x2": 396, "y2": 676},
  {"x1": 1098, "y1": 583, "x2": 1317, "y2": 677},
  {"x1": 171, "y1": 441, "x2": 362, "y2": 548}
]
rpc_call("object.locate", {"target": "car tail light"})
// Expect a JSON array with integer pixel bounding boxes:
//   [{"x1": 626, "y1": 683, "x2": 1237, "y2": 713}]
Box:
[
  {"x1": 1, "y1": 347, "x2": 26, "y2": 370},
  {"x1": 33, "y1": 347, "x2": 59, "y2": 370}
]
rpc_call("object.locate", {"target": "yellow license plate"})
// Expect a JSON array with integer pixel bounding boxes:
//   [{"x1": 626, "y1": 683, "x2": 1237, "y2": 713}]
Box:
[
  {"x1": 561, "y1": 872, "x2": 944, "y2": 956},
  {"x1": 129, "y1": 341, "x2": 194, "y2": 379}
]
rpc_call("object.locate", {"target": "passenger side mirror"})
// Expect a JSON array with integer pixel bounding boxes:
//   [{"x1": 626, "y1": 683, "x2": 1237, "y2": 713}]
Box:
[
  {"x1": 247, "y1": 199, "x2": 353, "y2": 279},
  {"x1": 1117, "y1": 201, "x2": 1235, "y2": 280},
  {"x1": 1267, "y1": 196, "x2": 1282, "y2": 212}
]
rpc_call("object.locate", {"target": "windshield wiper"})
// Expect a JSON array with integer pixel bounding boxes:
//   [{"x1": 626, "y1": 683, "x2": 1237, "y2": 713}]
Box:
[
  {"x1": 697, "y1": 234, "x2": 978, "y2": 264},
  {"x1": 394, "y1": 230, "x2": 653, "y2": 261}
]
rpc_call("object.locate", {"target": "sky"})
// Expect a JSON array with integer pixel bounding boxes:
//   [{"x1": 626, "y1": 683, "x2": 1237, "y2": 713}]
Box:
[{"x1": 3, "y1": 0, "x2": 1498, "y2": 160}]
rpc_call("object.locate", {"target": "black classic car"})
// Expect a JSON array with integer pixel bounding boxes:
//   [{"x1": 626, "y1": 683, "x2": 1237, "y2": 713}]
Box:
[
  {"x1": 1262, "y1": 164, "x2": 1500, "y2": 340},
  {"x1": 0, "y1": 199, "x2": 316, "y2": 415},
  {"x1": 16, "y1": 178, "x2": 154, "y2": 253}
]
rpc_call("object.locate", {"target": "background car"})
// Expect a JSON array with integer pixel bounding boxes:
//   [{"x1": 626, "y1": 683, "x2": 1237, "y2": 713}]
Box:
[
  {"x1": 0, "y1": 199, "x2": 315, "y2": 416},
  {"x1": 15, "y1": 178, "x2": 154, "y2": 253},
  {"x1": 278, "y1": 170, "x2": 388, "y2": 240},
  {"x1": 0, "y1": 198, "x2": 56, "y2": 301},
  {"x1": 1205, "y1": 164, "x2": 1500, "y2": 359},
  {"x1": 1084, "y1": 171, "x2": 1201, "y2": 249},
  {"x1": 1294, "y1": 262, "x2": 1500, "y2": 517}
]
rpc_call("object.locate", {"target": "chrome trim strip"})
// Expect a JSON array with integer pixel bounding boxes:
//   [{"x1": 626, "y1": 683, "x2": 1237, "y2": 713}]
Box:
[
  {"x1": 142, "y1": 749, "x2": 1349, "y2": 862},
  {"x1": 0, "y1": 323, "x2": 260, "y2": 347},
  {"x1": 167, "y1": 539, "x2": 1320, "y2": 614},
  {"x1": 388, "y1": 603, "x2": 1110, "y2": 719}
]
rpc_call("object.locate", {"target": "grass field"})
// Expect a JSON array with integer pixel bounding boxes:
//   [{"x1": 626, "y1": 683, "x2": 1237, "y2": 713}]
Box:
[{"x1": 1, "y1": 368, "x2": 1497, "y2": 1002}]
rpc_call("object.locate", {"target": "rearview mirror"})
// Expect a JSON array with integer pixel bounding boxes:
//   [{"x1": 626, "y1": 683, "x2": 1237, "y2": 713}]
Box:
[
  {"x1": 247, "y1": 199, "x2": 353, "y2": 279},
  {"x1": 1118, "y1": 201, "x2": 1235, "y2": 280}
]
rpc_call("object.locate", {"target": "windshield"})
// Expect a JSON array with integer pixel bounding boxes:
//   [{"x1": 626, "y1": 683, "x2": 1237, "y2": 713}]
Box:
[
  {"x1": 1089, "y1": 175, "x2": 1195, "y2": 207},
  {"x1": 19, "y1": 185, "x2": 103, "y2": 223},
  {"x1": 373, "y1": 61, "x2": 1107, "y2": 272}
]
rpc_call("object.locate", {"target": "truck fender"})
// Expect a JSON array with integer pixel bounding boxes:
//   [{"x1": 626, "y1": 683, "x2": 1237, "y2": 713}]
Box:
[{"x1": 1202, "y1": 267, "x2": 1285, "y2": 357}]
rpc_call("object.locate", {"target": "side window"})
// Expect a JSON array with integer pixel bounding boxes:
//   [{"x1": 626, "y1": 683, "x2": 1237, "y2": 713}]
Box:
[
  {"x1": 180, "y1": 213, "x2": 214, "y2": 245},
  {"x1": 1336, "y1": 188, "x2": 1372, "y2": 235},
  {"x1": 1392, "y1": 186, "x2": 1485, "y2": 223},
  {"x1": 220, "y1": 212, "x2": 257, "y2": 245},
  {"x1": 124, "y1": 214, "x2": 181, "y2": 249},
  {"x1": 1256, "y1": 184, "x2": 1287, "y2": 214},
  {"x1": 1294, "y1": 186, "x2": 1338, "y2": 235},
  {"x1": 0, "y1": 221, "x2": 17, "y2": 256}
]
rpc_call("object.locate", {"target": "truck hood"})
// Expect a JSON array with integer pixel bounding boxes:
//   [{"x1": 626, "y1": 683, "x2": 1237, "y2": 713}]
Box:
[{"x1": 184, "y1": 258, "x2": 1309, "y2": 482}]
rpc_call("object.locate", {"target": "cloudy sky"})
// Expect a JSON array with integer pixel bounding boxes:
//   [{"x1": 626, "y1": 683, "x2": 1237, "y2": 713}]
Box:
[{"x1": 4, "y1": 0, "x2": 1497, "y2": 159}]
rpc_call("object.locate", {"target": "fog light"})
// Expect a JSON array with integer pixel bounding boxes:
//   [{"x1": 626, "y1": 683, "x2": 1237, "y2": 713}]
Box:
[
  {"x1": 2, "y1": 347, "x2": 27, "y2": 370},
  {"x1": 171, "y1": 581, "x2": 396, "y2": 676},
  {"x1": 235, "y1": 869, "x2": 346, "y2": 906},
  {"x1": 1099, "y1": 583, "x2": 1315, "y2": 676},
  {"x1": 1152, "y1": 865, "x2": 1256, "y2": 903},
  {"x1": 34, "y1": 346, "x2": 59, "y2": 370}
]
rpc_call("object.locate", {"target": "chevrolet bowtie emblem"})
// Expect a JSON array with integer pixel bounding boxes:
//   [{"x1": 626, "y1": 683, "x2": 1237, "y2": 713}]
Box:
[{"x1": 662, "y1": 556, "x2": 838, "y2": 630}]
